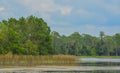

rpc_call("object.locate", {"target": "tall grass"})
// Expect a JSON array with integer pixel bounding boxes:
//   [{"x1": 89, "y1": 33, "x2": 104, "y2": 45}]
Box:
[{"x1": 0, "y1": 55, "x2": 77, "y2": 67}]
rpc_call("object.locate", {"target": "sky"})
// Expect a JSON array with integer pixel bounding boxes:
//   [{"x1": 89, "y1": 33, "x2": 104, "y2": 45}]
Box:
[{"x1": 0, "y1": 0, "x2": 120, "y2": 36}]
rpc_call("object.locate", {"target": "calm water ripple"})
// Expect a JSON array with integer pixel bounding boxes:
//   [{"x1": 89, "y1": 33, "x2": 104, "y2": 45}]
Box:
[{"x1": 1, "y1": 70, "x2": 120, "y2": 73}]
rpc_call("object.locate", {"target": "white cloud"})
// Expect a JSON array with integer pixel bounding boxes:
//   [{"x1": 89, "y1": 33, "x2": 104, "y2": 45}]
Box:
[
  {"x1": 20, "y1": 0, "x2": 58, "y2": 13},
  {"x1": 78, "y1": 9, "x2": 95, "y2": 17},
  {"x1": 75, "y1": 0, "x2": 120, "y2": 20},
  {"x1": 19, "y1": 0, "x2": 72, "y2": 16},
  {"x1": 92, "y1": 0, "x2": 120, "y2": 15},
  {"x1": 77, "y1": 9, "x2": 107, "y2": 22},
  {"x1": 104, "y1": 4, "x2": 120, "y2": 15},
  {"x1": 17, "y1": 0, "x2": 73, "y2": 27},
  {"x1": 60, "y1": 7, "x2": 73, "y2": 16},
  {"x1": 0, "y1": 6, "x2": 4, "y2": 12}
]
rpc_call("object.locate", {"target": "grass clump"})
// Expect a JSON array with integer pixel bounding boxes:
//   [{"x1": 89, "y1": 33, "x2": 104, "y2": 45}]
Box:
[{"x1": 0, "y1": 55, "x2": 77, "y2": 67}]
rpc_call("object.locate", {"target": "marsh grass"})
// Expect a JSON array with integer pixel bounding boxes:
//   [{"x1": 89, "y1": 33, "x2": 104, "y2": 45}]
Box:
[{"x1": 0, "y1": 55, "x2": 77, "y2": 66}]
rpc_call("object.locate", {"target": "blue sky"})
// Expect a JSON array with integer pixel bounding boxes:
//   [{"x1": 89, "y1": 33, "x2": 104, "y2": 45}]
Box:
[{"x1": 0, "y1": 0, "x2": 120, "y2": 36}]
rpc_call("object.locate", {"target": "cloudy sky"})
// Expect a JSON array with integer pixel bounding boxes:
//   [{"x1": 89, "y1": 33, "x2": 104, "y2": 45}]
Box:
[{"x1": 0, "y1": 0, "x2": 120, "y2": 36}]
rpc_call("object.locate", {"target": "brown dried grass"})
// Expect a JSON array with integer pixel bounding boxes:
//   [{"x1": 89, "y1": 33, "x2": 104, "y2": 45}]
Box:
[{"x1": 0, "y1": 55, "x2": 77, "y2": 66}]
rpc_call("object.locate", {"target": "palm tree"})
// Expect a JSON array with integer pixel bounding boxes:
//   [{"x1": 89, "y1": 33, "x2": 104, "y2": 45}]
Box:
[{"x1": 100, "y1": 31, "x2": 105, "y2": 45}]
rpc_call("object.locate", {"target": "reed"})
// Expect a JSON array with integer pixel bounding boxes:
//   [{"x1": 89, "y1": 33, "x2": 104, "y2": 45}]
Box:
[{"x1": 0, "y1": 55, "x2": 77, "y2": 67}]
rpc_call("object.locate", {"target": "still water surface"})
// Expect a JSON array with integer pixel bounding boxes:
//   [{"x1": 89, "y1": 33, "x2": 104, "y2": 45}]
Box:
[
  {"x1": 2, "y1": 70, "x2": 120, "y2": 73},
  {"x1": 79, "y1": 58, "x2": 120, "y2": 66}
]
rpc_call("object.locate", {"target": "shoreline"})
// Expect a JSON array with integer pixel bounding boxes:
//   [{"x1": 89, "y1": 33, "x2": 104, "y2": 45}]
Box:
[{"x1": 0, "y1": 66, "x2": 120, "y2": 71}]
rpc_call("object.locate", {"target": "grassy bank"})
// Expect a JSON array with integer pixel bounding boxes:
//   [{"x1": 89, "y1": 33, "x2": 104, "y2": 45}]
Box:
[
  {"x1": 78, "y1": 56, "x2": 120, "y2": 58},
  {"x1": 0, "y1": 55, "x2": 77, "y2": 66}
]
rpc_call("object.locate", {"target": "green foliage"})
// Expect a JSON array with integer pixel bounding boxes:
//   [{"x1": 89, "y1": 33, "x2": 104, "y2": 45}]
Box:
[
  {"x1": 0, "y1": 16, "x2": 53, "y2": 55},
  {"x1": 51, "y1": 31, "x2": 120, "y2": 56}
]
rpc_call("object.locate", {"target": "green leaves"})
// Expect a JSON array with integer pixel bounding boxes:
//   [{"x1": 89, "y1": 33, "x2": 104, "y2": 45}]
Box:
[
  {"x1": 51, "y1": 31, "x2": 120, "y2": 56},
  {"x1": 0, "y1": 16, "x2": 53, "y2": 55}
]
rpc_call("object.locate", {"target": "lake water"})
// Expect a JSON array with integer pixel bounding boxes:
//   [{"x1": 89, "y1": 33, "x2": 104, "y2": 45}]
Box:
[
  {"x1": 1, "y1": 58, "x2": 120, "y2": 73},
  {"x1": 79, "y1": 58, "x2": 120, "y2": 66},
  {"x1": 4, "y1": 70, "x2": 120, "y2": 73},
  {"x1": 79, "y1": 58, "x2": 120, "y2": 63}
]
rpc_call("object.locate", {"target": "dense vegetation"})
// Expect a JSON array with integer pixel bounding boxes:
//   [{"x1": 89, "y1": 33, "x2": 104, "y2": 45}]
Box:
[
  {"x1": 0, "y1": 16, "x2": 120, "y2": 56},
  {"x1": 52, "y1": 31, "x2": 120, "y2": 56},
  {"x1": 0, "y1": 16, "x2": 53, "y2": 55}
]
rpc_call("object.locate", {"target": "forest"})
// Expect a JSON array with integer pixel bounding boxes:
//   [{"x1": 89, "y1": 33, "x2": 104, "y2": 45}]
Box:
[{"x1": 0, "y1": 16, "x2": 120, "y2": 56}]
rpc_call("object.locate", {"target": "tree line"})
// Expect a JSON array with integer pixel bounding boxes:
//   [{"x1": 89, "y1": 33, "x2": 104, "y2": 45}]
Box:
[
  {"x1": 51, "y1": 31, "x2": 120, "y2": 56},
  {"x1": 0, "y1": 16, "x2": 120, "y2": 56}
]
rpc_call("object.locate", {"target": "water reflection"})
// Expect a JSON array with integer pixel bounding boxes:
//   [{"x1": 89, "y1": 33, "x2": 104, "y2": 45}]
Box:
[
  {"x1": 2, "y1": 70, "x2": 120, "y2": 73},
  {"x1": 79, "y1": 58, "x2": 120, "y2": 66},
  {"x1": 80, "y1": 62, "x2": 120, "y2": 66},
  {"x1": 79, "y1": 58, "x2": 120, "y2": 62},
  {"x1": 44, "y1": 70, "x2": 120, "y2": 73}
]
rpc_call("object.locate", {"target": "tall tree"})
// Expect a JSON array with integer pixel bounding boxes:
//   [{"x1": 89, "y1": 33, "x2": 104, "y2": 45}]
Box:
[
  {"x1": 100, "y1": 31, "x2": 105, "y2": 45},
  {"x1": 0, "y1": 16, "x2": 53, "y2": 55},
  {"x1": 51, "y1": 31, "x2": 61, "y2": 54},
  {"x1": 104, "y1": 36, "x2": 116, "y2": 56},
  {"x1": 97, "y1": 31, "x2": 106, "y2": 55},
  {"x1": 114, "y1": 33, "x2": 120, "y2": 56}
]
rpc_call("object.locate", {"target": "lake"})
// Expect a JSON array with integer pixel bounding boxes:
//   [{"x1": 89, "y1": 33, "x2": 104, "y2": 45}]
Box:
[
  {"x1": 3, "y1": 70, "x2": 120, "y2": 73},
  {"x1": 0, "y1": 58, "x2": 120, "y2": 73},
  {"x1": 79, "y1": 58, "x2": 120, "y2": 66}
]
